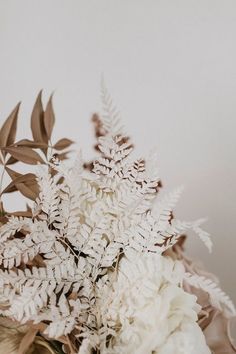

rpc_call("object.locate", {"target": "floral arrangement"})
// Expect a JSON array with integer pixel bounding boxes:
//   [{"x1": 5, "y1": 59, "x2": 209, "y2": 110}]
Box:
[{"x1": 0, "y1": 85, "x2": 235, "y2": 354}]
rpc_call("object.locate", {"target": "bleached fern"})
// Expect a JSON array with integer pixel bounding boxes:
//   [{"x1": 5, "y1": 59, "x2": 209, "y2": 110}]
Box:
[
  {"x1": 184, "y1": 272, "x2": 236, "y2": 317},
  {"x1": 0, "y1": 87, "x2": 230, "y2": 354},
  {"x1": 34, "y1": 166, "x2": 61, "y2": 225},
  {"x1": 100, "y1": 78, "x2": 124, "y2": 136},
  {"x1": 152, "y1": 186, "x2": 184, "y2": 231},
  {"x1": 0, "y1": 216, "x2": 32, "y2": 242},
  {"x1": 168, "y1": 218, "x2": 213, "y2": 252}
]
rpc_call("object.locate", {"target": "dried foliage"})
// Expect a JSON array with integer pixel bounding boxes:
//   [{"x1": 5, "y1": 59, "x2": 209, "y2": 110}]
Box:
[{"x1": 0, "y1": 92, "x2": 74, "y2": 205}]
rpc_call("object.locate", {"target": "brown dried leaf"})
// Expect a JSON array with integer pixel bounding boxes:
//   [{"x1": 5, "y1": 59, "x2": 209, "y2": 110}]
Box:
[
  {"x1": 13, "y1": 139, "x2": 48, "y2": 148},
  {"x1": 2, "y1": 167, "x2": 21, "y2": 194},
  {"x1": 44, "y1": 94, "x2": 55, "y2": 140},
  {"x1": 5, "y1": 166, "x2": 21, "y2": 179},
  {"x1": 2, "y1": 172, "x2": 39, "y2": 200},
  {"x1": 15, "y1": 182, "x2": 39, "y2": 200},
  {"x1": 6, "y1": 155, "x2": 18, "y2": 165},
  {"x1": 53, "y1": 138, "x2": 74, "y2": 150},
  {"x1": 28, "y1": 254, "x2": 45, "y2": 267},
  {"x1": 2, "y1": 183, "x2": 17, "y2": 194},
  {"x1": 2, "y1": 182, "x2": 18, "y2": 194},
  {"x1": 0, "y1": 102, "x2": 21, "y2": 156},
  {"x1": 18, "y1": 328, "x2": 38, "y2": 354},
  {"x1": 53, "y1": 151, "x2": 71, "y2": 161},
  {"x1": 31, "y1": 91, "x2": 47, "y2": 143},
  {"x1": 3, "y1": 146, "x2": 45, "y2": 165},
  {"x1": 2, "y1": 172, "x2": 36, "y2": 192}
]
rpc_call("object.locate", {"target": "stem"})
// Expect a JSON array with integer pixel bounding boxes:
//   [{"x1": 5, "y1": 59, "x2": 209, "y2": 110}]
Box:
[
  {"x1": 47, "y1": 141, "x2": 54, "y2": 163},
  {"x1": 0, "y1": 150, "x2": 6, "y2": 213},
  {"x1": 0, "y1": 167, "x2": 5, "y2": 194}
]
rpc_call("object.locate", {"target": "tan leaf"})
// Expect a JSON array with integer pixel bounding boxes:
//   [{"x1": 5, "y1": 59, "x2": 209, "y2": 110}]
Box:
[
  {"x1": 2, "y1": 167, "x2": 22, "y2": 194},
  {"x1": 31, "y1": 91, "x2": 47, "y2": 143},
  {"x1": 2, "y1": 183, "x2": 17, "y2": 194},
  {"x1": 3, "y1": 147, "x2": 45, "y2": 165},
  {"x1": 57, "y1": 151, "x2": 71, "y2": 161},
  {"x1": 28, "y1": 254, "x2": 45, "y2": 267},
  {"x1": 18, "y1": 328, "x2": 38, "y2": 354},
  {"x1": 53, "y1": 138, "x2": 74, "y2": 150},
  {"x1": 13, "y1": 139, "x2": 48, "y2": 148},
  {"x1": 0, "y1": 102, "x2": 21, "y2": 156},
  {"x1": 2, "y1": 172, "x2": 39, "y2": 200},
  {"x1": 5, "y1": 155, "x2": 18, "y2": 165},
  {"x1": 2, "y1": 172, "x2": 36, "y2": 193},
  {"x1": 5, "y1": 166, "x2": 21, "y2": 179},
  {"x1": 53, "y1": 151, "x2": 71, "y2": 162},
  {"x1": 2, "y1": 182, "x2": 18, "y2": 194},
  {"x1": 15, "y1": 182, "x2": 39, "y2": 200},
  {"x1": 44, "y1": 94, "x2": 55, "y2": 140}
]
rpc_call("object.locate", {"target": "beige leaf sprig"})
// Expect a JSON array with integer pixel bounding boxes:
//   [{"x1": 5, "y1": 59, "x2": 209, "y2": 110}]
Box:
[{"x1": 0, "y1": 91, "x2": 74, "y2": 209}]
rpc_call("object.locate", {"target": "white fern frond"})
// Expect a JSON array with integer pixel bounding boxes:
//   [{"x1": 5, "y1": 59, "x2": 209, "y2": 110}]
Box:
[
  {"x1": 43, "y1": 295, "x2": 77, "y2": 338},
  {"x1": 152, "y1": 186, "x2": 184, "y2": 230},
  {"x1": 0, "y1": 216, "x2": 32, "y2": 243},
  {"x1": 191, "y1": 218, "x2": 213, "y2": 253},
  {"x1": 168, "y1": 218, "x2": 212, "y2": 252},
  {"x1": 184, "y1": 272, "x2": 236, "y2": 317},
  {"x1": 100, "y1": 78, "x2": 124, "y2": 136},
  {"x1": 34, "y1": 166, "x2": 60, "y2": 224}
]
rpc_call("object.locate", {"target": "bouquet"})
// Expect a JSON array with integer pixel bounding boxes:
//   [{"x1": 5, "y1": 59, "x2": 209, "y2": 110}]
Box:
[{"x1": 0, "y1": 85, "x2": 235, "y2": 354}]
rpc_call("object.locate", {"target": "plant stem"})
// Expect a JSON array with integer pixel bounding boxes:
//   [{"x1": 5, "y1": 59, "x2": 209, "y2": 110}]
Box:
[{"x1": 0, "y1": 150, "x2": 6, "y2": 213}]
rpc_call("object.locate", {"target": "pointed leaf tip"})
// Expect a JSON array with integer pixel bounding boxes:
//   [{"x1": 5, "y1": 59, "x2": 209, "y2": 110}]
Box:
[
  {"x1": 44, "y1": 93, "x2": 55, "y2": 140},
  {"x1": 53, "y1": 138, "x2": 74, "y2": 150},
  {"x1": 0, "y1": 101, "x2": 21, "y2": 155},
  {"x1": 31, "y1": 91, "x2": 47, "y2": 144}
]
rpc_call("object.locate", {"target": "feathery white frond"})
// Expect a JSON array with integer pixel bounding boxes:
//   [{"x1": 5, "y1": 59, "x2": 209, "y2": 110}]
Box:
[
  {"x1": 184, "y1": 272, "x2": 236, "y2": 317},
  {"x1": 100, "y1": 78, "x2": 124, "y2": 136}
]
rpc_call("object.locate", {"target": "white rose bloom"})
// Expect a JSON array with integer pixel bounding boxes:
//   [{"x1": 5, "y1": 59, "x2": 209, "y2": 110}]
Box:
[{"x1": 98, "y1": 254, "x2": 210, "y2": 354}]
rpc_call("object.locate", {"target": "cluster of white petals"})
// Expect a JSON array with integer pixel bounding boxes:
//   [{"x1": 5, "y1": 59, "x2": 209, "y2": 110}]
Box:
[{"x1": 98, "y1": 254, "x2": 211, "y2": 354}]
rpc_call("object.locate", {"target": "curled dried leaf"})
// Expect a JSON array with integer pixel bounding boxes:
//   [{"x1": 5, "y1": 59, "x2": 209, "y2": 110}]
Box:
[
  {"x1": 3, "y1": 147, "x2": 45, "y2": 165},
  {"x1": 53, "y1": 138, "x2": 74, "y2": 151}
]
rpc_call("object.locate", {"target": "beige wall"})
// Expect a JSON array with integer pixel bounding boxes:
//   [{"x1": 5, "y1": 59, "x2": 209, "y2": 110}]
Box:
[{"x1": 0, "y1": 0, "x2": 235, "y2": 302}]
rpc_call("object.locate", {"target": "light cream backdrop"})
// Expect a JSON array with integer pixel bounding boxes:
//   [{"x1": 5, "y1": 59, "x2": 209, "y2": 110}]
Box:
[{"x1": 0, "y1": 0, "x2": 235, "y2": 302}]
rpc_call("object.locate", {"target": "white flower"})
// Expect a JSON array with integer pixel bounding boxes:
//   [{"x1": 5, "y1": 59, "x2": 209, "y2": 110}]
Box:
[{"x1": 98, "y1": 254, "x2": 211, "y2": 354}]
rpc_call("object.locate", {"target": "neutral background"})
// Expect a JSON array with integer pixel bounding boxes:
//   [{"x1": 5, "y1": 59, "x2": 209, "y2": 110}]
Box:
[{"x1": 0, "y1": 1, "x2": 235, "y2": 302}]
